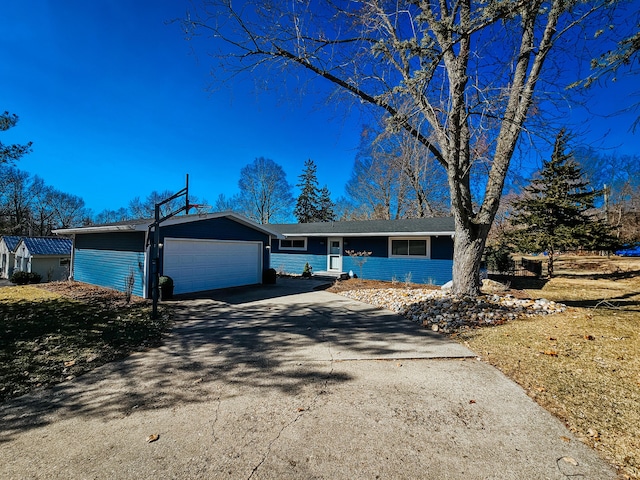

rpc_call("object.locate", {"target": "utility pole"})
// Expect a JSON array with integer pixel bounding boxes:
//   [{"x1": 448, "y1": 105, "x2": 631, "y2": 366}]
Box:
[{"x1": 603, "y1": 183, "x2": 609, "y2": 224}]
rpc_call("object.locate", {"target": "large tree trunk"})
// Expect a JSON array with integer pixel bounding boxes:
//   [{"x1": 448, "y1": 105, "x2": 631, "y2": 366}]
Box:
[{"x1": 451, "y1": 216, "x2": 488, "y2": 296}]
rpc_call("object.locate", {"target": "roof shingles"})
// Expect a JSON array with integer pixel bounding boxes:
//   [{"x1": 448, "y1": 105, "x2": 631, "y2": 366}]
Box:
[
  {"x1": 22, "y1": 237, "x2": 72, "y2": 256},
  {"x1": 268, "y1": 217, "x2": 455, "y2": 236}
]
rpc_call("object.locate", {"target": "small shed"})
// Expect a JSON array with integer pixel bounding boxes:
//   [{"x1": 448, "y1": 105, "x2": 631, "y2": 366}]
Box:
[
  {"x1": 13, "y1": 237, "x2": 73, "y2": 282},
  {"x1": 0, "y1": 235, "x2": 22, "y2": 279},
  {"x1": 54, "y1": 212, "x2": 281, "y2": 298}
]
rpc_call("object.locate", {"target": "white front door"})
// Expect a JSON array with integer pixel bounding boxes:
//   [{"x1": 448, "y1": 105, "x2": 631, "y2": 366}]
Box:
[{"x1": 327, "y1": 237, "x2": 342, "y2": 272}]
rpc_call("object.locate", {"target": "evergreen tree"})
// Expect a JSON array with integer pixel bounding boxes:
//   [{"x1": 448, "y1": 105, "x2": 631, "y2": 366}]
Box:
[
  {"x1": 294, "y1": 159, "x2": 320, "y2": 223},
  {"x1": 317, "y1": 185, "x2": 336, "y2": 222},
  {"x1": 508, "y1": 129, "x2": 615, "y2": 276},
  {"x1": 1, "y1": 111, "x2": 32, "y2": 165}
]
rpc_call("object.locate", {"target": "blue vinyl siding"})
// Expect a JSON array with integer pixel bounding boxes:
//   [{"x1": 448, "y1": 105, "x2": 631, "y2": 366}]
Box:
[
  {"x1": 271, "y1": 253, "x2": 326, "y2": 275},
  {"x1": 272, "y1": 236, "x2": 327, "y2": 255},
  {"x1": 272, "y1": 233, "x2": 453, "y2": 285},
  {"x1": 74, "y1": 248, "x2": 145, "y2": 297},
  {"x1": 75, "y1": 232, "x2": 145, "y2": 252},
  {"x1": 342, "y1": 237, "x2": 388, "y2": 256},
  {"x1": 431, "y1": 236, "x2": 454, "y2": 260},
  {"x1": 272, "y1": 252, "x2": 453, "y2": 285},
  {"x1": 343, "y1": 256, "x2": 453, "y2": 285}
]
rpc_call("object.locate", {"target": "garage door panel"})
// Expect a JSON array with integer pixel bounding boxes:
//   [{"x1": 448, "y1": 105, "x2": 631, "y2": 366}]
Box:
[{"x1": 163, "y1": 238, "x2": 262, "y2": 294}]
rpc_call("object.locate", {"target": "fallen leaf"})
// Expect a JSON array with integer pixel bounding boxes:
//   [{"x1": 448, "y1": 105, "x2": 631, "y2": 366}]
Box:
[
  {"x1": 469, "y1": 399, "x2": 476, "y2": 404},
  {"x1": 297, "y1": 407, "x2": 305, "y2": 412},
  {"x1": 535, "y1": 386, "x2": 546, "y2": 392},
  {"x1": 561, "y1": 456, "x2": 579, "y2": 466},
  {"x1": 587, "y1": 428, "x2": 599, "y2": 438},
  {"x1": 63, "y1": 360, "x2": 76, "y2": 367},
  {"x1": 146, "y1": 434, "x2": 159, "y2": 443},
  {"x1": 560, "y1": 436, "x2": 571, "y2": 443},
  {"x1": 542, "y1": 350, "x2": 558, "y2": 357}
]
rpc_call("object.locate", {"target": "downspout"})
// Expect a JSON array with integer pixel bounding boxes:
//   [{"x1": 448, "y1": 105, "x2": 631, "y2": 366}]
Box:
[{"x1": 68, "y1": 235, "x2": 75, "y2": 281}]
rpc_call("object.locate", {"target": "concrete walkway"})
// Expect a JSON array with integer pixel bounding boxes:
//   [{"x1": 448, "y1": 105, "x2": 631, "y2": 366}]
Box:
[{"x1": 0, "y1": 279, "x2": 616, "y2": 479}]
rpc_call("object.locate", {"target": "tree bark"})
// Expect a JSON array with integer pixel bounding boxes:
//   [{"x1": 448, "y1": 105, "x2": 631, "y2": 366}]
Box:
[{"x1": 451, "y1": 214, "x2": 488, "y2": 296}]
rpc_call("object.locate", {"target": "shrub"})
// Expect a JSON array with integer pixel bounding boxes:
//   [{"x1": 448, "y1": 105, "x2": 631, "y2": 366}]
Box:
[
  {"x1": 10, "y1": 271, "x2": 41, "y2": 285},
  {"x1": 124, "y1": 269, "x2": 136, "y2": 304},
  {"x1": 302, "y1": 263, "x2": 313, "y2": 278},
  {"x1": 485, "y1": 243, "x2": 514, "y2": 274},
  {"x1": 29, "y1": 272, "x2": 42, "y2": 284},
  {"x1": 159, "y1": 275, "x2": 174, "y2": 300}
]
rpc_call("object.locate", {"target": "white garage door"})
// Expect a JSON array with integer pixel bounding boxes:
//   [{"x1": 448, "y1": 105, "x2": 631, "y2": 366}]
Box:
[{"x1": 163, "y1": 238, "x2": 262, "y2": 294}]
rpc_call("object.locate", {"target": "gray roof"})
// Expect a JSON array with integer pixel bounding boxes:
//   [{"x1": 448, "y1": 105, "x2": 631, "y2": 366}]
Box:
[
  {"x1": 53, "y1": 211, "x2": 283, "y2": 239},
  {"x1": 21, "y1": 237, "x2": 72, "y2": 256},
  {"x1": 269, "y1": 217, "x2": 455, "y2": 237},
  {"x1": 1, "y1": 235, "x2": 22, "y2": 252}
]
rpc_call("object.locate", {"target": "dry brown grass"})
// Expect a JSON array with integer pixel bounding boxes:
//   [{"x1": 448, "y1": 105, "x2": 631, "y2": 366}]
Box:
[
  {"x1": 458, "y1": 256, "x2": 640, "y2": 479},
  {"x1": 0, "y1": 282, "x2": 170, "y2": 403},
  {"x1": 0, "y1": 285, "x2": 62, "y2": 302},
  {"x1": 327, "y1": 278, "x2": 439, "y2": 293}
]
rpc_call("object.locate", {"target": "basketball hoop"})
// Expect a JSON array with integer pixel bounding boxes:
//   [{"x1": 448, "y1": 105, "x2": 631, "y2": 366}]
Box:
[{"x1": 189, "y1": 204, "x2": 212, "y2": 216}]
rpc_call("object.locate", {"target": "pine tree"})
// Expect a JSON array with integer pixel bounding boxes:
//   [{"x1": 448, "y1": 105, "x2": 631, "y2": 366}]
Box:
[
  {"x1": 317, "y1": 185, "x2": 336, "y2": 222},
  {"x1": 294, "y1": 159, "x2": 320, "y2": 223},
  {"x1": 508, "y1": 129, "x2": 615, "y2": 276}
]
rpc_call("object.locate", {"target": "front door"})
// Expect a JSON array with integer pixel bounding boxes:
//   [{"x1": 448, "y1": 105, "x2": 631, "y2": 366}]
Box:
[{"x1": 327, "y1": 237, "x2": 342, "y2": 272}]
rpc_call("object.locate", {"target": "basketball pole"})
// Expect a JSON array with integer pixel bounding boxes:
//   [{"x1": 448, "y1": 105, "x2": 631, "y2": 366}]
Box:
[{"x1": 150, "y1": 174, "x2": 190, "y2": 319}]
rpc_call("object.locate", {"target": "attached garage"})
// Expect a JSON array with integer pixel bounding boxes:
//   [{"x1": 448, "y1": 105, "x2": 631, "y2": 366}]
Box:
[
  {"x1": 54, "y1": 212, "x2": 280, "y2": 298},
  {"x1": 163, "y1": 238, "x2": 262, "y2": 294}
]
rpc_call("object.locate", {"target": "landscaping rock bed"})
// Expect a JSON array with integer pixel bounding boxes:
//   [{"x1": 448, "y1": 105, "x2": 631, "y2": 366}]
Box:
[{"x1": 337, "y1": 287, "x2": 566, "y2": 333}]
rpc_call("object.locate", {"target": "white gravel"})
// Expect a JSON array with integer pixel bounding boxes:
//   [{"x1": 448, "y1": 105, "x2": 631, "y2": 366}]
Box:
[{"x1": 336, "y1": 287, "x2": 566, "y2": 333}]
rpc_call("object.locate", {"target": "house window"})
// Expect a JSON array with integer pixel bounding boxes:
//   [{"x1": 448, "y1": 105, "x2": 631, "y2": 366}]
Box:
[
  {"x1": 279, "y1": 237, "x2": 307, "y2": 251},
  {"x1": 389, "y1": 238, "x2": 430, "y2": 258}
]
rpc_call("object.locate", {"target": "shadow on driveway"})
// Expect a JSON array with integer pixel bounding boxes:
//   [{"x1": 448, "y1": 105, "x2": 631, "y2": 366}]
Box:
[{"x1": 1, "y1": 279, "x2": 468, "y2": 443}]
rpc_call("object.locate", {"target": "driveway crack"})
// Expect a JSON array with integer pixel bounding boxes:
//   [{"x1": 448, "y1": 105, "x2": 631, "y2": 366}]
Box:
[
  {"x1": 247, "y1": 360, "x2": 335, "y2": 479},
  {"x1": 210, "y1": 395, "x2": 221, "y2": 443}
]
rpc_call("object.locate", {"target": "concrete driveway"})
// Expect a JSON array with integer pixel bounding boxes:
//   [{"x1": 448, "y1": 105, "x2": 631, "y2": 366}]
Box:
[{"x1": 0, "y1": 279, "x2": 616, "y2": 479}]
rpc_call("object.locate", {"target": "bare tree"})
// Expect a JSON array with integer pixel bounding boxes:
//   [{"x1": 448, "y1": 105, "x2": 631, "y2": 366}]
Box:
[
  {"x1": 570, "y1": 10, "x2": 640, "y2": 129},
  {"x1": 574, "y1": 148, "x2": 640, "y2": 243},
  {"x1": 346, "y1": 133, "x2": 405, "y2": 220},
  {"x1": 0, "y1": 167, "x2": 35, "y2": 234},
  {"x1": 30, "y1": 176, "x2": 57, "y2": 235},
  {"x1": 347, "y1": 123, "x2": 448, "y2": 219},
  {"x1": 93, "y1": 207, "x2": 131, "y2": 225},
  {"x1": 184, "y1": 0, "x2": 625, "y2": 294},
  {"x1": 238, "y1": 157, "x2": 293, "y2": 224},
  {"x1": 213, "y1": 192, "x2": 240, "y2": 212},
  {"x1": 128, "y1": 190, "x2": 197, "y2": 219},
  {"x1": 49, "y1": 190, "x2": 88, "y2": 230}
]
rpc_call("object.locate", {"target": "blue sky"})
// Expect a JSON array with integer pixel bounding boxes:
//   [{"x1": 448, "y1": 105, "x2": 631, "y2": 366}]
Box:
[{"x1": 1, "y1": 1, "x2": 638, "y2": 214}]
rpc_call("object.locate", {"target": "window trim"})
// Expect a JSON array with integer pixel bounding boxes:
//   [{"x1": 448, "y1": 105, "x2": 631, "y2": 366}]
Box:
[
  {"x1": 279, "y1": 237, "x2": 308, "y2": 251},
  {"x1": 388, "y1": 237, "x2": 431, "y2": 259}
]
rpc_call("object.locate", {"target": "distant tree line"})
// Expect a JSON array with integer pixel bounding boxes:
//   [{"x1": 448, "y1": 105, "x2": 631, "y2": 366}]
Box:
[
  {"x1": 0, "y1": 166, "x2": 90, "y2": 235},
  {"x1": 3, "y1": 108, "x2": 637, "y2": 255}
]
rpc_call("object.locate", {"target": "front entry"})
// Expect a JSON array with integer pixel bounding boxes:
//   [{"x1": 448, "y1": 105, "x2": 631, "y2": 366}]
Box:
[{"x1": 327, "y1": 237, "x2": 342, "y2": 272}]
